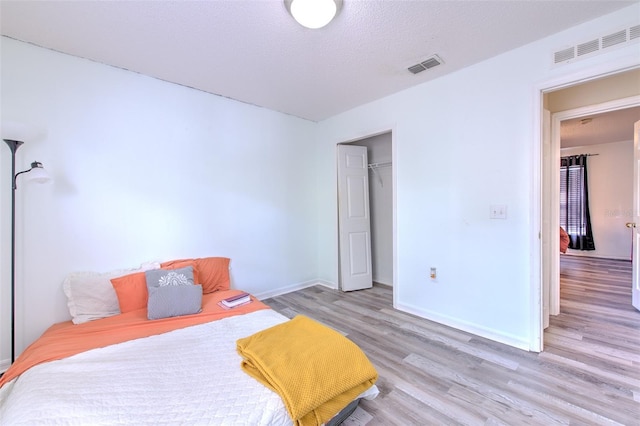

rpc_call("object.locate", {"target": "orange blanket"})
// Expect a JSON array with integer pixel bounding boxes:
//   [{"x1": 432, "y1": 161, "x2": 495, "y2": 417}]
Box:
[{"x1": 0, "y1": 290, "x2": 268, "y2": 387}]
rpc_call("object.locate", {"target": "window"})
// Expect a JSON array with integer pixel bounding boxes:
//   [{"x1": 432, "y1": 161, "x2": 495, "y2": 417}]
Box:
[{"x1": 560, "y1": 155, "x2": 595, "y2": 251}]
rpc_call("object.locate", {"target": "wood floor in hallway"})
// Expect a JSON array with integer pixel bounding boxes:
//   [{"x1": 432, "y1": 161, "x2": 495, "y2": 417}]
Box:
[{"x1": 264, "y1": 255, "x2": 639, "y2": 425}]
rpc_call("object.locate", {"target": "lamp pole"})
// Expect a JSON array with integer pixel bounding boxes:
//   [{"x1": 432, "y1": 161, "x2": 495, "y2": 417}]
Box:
[{"x1": 4, "y1": 139, "x2": 23, "y2": 364}]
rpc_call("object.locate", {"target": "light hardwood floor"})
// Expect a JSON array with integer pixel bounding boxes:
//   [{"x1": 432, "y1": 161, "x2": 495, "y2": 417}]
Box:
[{"x1": 264, "y1": 256, "x2": 639, "y2": 425}]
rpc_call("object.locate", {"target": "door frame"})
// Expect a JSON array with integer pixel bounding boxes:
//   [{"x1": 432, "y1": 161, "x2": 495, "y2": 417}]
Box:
[
  {"x1": 531, "y1": 59, "x2": 640, "y2": 352},
  {"x1": 633, "y1": 121, "x2": 640, "y2": 311},
  {"x1": 549, "y1": 96, "x2": 640, "y2": 316},
  {"x1": 336, "y1": 126, "x2": 397, "y2": 305}
]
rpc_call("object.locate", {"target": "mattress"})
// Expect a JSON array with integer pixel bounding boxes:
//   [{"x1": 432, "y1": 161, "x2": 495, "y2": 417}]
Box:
[{"x1": 0, "y1": 309, "x2": 378, "y2": 425}]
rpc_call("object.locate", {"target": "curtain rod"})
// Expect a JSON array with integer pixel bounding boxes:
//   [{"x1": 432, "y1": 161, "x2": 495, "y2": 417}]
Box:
[{"x1": 561, "y1": 153, "x2": 599, "y2": 159}]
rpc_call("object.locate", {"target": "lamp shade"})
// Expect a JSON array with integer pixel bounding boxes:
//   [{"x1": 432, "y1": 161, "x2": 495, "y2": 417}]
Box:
[
  {"x1": 286, "y1": 0, "x2": 341, "y2": 29},
  {"x1": 26, "y1": 162, "x2": 52, "y2": 184}
]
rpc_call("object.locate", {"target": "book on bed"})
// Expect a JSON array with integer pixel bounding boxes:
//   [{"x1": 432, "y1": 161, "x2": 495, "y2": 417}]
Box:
[{"x1": 219, "y1": 292, "x2": 251, "y2": 308}]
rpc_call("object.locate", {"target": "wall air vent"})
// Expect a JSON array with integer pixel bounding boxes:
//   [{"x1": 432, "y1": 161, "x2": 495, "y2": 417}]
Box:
[
  {"x1": 577, "y1": 39, "x2": 599, "y2": 56},
  {"x1": 602, "y1": 30, "x2": 627, "y2": 48},
  {"x1": 553, "y1": 24, "x2": 640, "y2": 66},
  {"x1": 554, "y1": 47, "x2": 575, "y2": 63},
  {"x1": 408, "y1": 54, "x2": 443, "y2": 74}
]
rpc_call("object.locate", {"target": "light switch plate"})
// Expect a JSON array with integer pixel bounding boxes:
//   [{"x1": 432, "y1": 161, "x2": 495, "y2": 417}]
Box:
[{"x1": 490, "y1": 204, "x2": 507, "y2": 219}]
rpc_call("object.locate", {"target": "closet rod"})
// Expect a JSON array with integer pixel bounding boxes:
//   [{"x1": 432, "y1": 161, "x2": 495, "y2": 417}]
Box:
[{"x1": 368, "y1": 161, "x2": 392, "y2": 169}]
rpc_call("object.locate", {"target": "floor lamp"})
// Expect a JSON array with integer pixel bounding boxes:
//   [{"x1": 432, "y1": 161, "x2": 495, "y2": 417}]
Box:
[{"x1": 3, "y1": 139, "x2": 51, "y2": 365}]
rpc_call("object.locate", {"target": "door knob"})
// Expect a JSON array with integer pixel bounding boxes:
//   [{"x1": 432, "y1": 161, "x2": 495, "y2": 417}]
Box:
[{"x1": 626, "y1": 222, "x2": 636, "y2": 228}]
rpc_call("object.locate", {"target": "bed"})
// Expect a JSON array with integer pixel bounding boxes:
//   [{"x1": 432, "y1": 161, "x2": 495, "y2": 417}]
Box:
[{"x1": 0, "y1": 257, "x2": 379, "y2": 425}]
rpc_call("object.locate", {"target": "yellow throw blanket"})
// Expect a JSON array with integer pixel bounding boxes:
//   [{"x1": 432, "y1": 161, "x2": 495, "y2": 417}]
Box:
[{"x1": 236, "y1": 315, "x2": 378, "y2": 426}]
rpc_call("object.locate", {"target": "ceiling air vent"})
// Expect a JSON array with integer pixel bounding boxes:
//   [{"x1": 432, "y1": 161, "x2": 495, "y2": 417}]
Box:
[
  {"x1": 553, "y1": 24, "x2": 640, "y2": 66},
  {"x1": 421, "y1": 57, "x2": 441, "y2": 69},
  {"x1": 408, "y1": 54, "x2": 443, "y2": 74},
  {"x1": 408, "y1": 64, "x2": 425, "y2": 74}
]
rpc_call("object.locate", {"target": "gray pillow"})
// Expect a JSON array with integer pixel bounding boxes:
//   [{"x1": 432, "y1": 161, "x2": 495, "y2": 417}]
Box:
[
  {"x1": 145, "y1": 266, "x2": 195, "y2": 288},
  {"x1": 145, "y1": 266, "x2": 202, "y2": 320},
  {"x1": 147, "y1": 284, "x2": 202, "y2": 320}
]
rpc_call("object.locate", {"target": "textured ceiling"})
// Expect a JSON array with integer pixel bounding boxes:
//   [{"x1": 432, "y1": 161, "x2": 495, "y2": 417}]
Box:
[
  {"x1": 561, "y1": 106, "x2": 640, "y2": 148},
  {"x1": 0, "y1": 0, "x2": 636, "y2": 122}
]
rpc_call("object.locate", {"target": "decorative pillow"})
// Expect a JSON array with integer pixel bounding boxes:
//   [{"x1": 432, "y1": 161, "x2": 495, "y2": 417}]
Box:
[
  {"x1": 63, "y1": 262, "x2": 160, "y2": 324},
  {"x1": 145, "y1": 266, "x2": 195, "y2": 288},
  {"x1": 110, "y1": 265, "x2": 201, "y2": 314},
  {"x1": 147, "y1": 285, "x2": 203, "y2": 320},
  {"x1": 161, "y1": 260, "x2": 200, "y2": 286},
  {"x1": 145, "y1": 266, "x2": 201, "y2": 320},
  {"x1": 161, "y1": 257, "x2": 230, "y2": 294},
  {"x1": 111, "y1": 271, "x2": 149, "y2": 313}
]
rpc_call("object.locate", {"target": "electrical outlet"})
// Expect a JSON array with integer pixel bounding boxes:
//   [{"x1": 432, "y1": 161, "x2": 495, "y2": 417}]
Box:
[{"x1": 490, "y1": 204, "x2": 507, "y2": 219}]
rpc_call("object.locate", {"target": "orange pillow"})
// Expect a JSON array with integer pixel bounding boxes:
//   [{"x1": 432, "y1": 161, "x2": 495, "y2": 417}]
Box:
[
  {"x1": 111, "y1": 263, "x2": 200, "y2": 313},
  {"x1": 111, "y1": 271, "x2": 148, "y2": 313},
  {"x1": 161, "y1": 257, "x2": 230, "y2": 294}
]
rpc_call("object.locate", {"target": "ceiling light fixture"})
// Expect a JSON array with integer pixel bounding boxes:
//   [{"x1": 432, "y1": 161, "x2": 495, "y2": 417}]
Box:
[{"x1": 284, "y1": 0, "x2": 342, "y2": 29}]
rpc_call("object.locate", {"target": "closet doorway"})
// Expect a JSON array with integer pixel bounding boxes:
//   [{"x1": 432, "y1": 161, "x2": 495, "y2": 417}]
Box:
[{"x1": 337, "y1": 132, "x2": 394, "y2": 292}]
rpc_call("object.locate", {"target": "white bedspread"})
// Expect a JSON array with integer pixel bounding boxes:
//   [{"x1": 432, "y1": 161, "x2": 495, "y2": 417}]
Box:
[{"x1": 0, "y1": 310, "x2": 377, "y2": 425}]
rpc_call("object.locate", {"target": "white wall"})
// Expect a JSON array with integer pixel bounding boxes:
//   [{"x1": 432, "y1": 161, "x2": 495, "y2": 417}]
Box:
[
  {"x1": 561, "y1": 140, "x2": 633, "y2": 260},
  {"x1": 316, "y1": 5, "x2": 640, "y2": 349},
  {"x1": 0, "y1": 37, "x2": 319, "y2": 361},
  {"x1": 547, "y1": 69, "x2": 640, "y2": 111}
]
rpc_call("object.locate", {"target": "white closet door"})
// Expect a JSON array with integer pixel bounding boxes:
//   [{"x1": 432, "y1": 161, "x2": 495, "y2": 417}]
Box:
[{"x1": 337, "y1": 144, "x2": 373, "y2": 292}]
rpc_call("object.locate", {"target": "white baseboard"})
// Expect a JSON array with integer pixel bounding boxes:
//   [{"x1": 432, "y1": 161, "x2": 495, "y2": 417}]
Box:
[
  {"x1": 316, "y1": 280, "x2": 338, "y2": 290},
  {"x1": 396, "y1": 302, "x2": 530, "y2": 351},
  {"x1": 372, "y1": 277, "x2": 393, "y2": 287},
  {"x1": 254, "y1": 280, "x2": 332, "y2": 300}
]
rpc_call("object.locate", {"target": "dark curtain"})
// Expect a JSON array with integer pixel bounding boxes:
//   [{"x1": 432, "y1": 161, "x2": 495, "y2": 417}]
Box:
[{"x1": 560, "y1": 154, "x2": 595, "y2": 251}]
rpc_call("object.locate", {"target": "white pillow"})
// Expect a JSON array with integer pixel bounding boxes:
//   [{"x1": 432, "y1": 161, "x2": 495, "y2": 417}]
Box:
[{"x1": 63, "y1": 262, "x2": 160, "y2": 324}]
